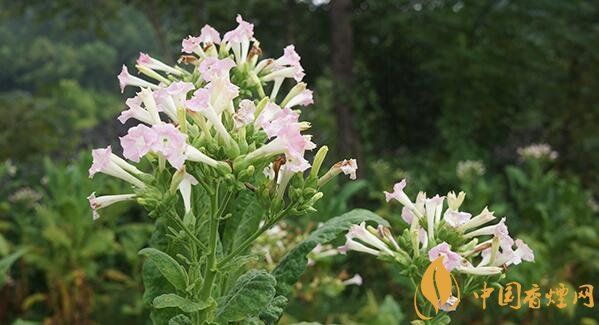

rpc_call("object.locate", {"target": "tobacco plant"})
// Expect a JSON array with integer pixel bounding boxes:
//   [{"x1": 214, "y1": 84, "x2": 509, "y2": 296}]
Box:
[{"x1": 88, "y1": 15, "x2": 385, "y2": 324}]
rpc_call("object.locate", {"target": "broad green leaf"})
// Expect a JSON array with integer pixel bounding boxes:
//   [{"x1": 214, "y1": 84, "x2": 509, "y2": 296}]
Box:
[
  {"x1": 168, "y1": 314, "x2": 192, "y2": 325},
  {"x1": 139, "y1": 247, "x2": 188, "y2": 291},
  {"x1": 142, "y1": 260, "x2": 176, "y2": 306},
  {"x1": 259, "y1": 295, "x2": 288, "y2": 325},
  {"x1": 216, "y1": 269, "x2": 276, "y2": 323},
  {"x1": 272, "y1": 209, "x2": 388, "y2": 297},
  {"x1": 153, "y1": 294, "x2": 211, "y2": 313},
  {"x1": 223, "y1": 192, "x2": 263, "y2": 253},
  {"x1": 0, "y1": 249, "x2": 27, "y2": 287}
]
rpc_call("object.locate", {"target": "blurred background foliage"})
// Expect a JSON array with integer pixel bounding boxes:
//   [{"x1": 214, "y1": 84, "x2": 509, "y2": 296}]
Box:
[{"x1": 0, "y1": 0, "x2": 597, "y2": 324}]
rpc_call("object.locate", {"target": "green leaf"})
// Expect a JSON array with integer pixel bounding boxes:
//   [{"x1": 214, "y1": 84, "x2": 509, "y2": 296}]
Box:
[
  {"x1": 168, "y1": 314, "x2": 192, "y2": 325},
  {"x1": 259, "y1": 295, "x2": 288, "y2": 325},
  {"x1": 0, "y1": 249, "x2": 27, "y2": 287},
  {"x1": 142, "y1": 260, "x2": 175, "y2": 306},
  {"x1": 153, "y1": 294, "x2": 211, "y2": 313},
  {"x1": 272, "y1": 209, "x2": 388, "y2": 297},
  {"x1": 139, "y1": 247, "x2": 188, "y2": 291},
  {"x1": 216, "y1": 269, "x2": 277, "y2": 323}
]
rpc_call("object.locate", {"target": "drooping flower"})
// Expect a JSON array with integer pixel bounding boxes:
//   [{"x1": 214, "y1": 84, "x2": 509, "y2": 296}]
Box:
[
  {"x1": 339, "y1": 159, "x2": 358, "y2": 180},
  {"x1": 89, "y1": 146, "x2": 146, "y2": 188},
  {"x1": 88, "y1": 192, "x2": 136, "y2": 220},
  {"x1": 117, "y1": 65, "x2": 160, "y2": 93},
  {"x1": 184, "y1": 145, "x2": 218, "y2": 167},
  {"x1": 151, "y1": 123, "x2": 187, "y2": 169},
  {"x1": 120, "y1": 124, "x2": 158, "y2": 162},
  {"x1": 178, "y1": 173, "x2": 198, "y2": 214},
  {"x1": 428, "y1": 242, "x2": 462, "y2": 272},
  {"x1": 137, "y1": 52, "x2": 181, "y2": 75}
]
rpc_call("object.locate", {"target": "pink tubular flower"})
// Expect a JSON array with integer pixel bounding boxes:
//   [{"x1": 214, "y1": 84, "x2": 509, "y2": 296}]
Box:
[
  {"x1": 339, "y1": 159, "x2": 358, "y2": 180},
  {"x1": 118, "y1": 95, "x2": 154, "y2": 124},
  {"x1": 384, "y1": 179, "x2": 417, "y2": 211},
  {"x1": 117, "y1": 65, "x2": 159, "y2": 93},
  {"x1": 136, "y1": 52, "x2": 181, "y2": 75},
  {"x1": 261, "y1": 107, "x2": 300, "y2": 138},
  {"x1": 255, "y1": 102, "x2": 282, "y2": 131},
  {"x1": 151, "y1": 123, "x2": 187, "y2": 169},
  {"x1": 514, "y1": 239, "x2": 534, "y2": 263},
  {"x1": 401, "y1": 206, "x2": 415, "y2": 224},
  {"x1": 89, "y1": 146, "x2": 146, "y2": 188},
  {"x1": 205, "y1": 77, "x2": 239, "y2": 114},
  {"x1": 428, "y1": 242, "x2": 462, "y2": 272},
  {"x1": 223, "y1": 15, "x2": 254, "y2": 63},
  {"x1": 279, "y1": 45, "x2": 301, "y2": 66},
  {"x1": 88, "y1": 192, "x2": 136, "y2": 220},
  {"x1": 120, "y1": 124, "x2": 157, "y2": 162},
  {"x1": 223, "y1": 14, "x2": 254, "y2": 43},
  {"x1": 444, "y1": 210, "x2": 472, "y2": 228},
  {"x1": 198, "y1": 24, "x2": 221, "y2": 44},
  {"x1": 185, "y1": 88, "x2": 234, "y2": 143},
  {"x1": 199, "y1": 57, "x2": 235, "y2": 82},
  {"x1": 182, "y1": 35, "x2": 201, "y2": 54},
  {"x1": 284, "y1": 89, "x2": 314, "y2": 108},
  {"x1": 234, "y1": 99, "x2": 256, "y2": 128}
]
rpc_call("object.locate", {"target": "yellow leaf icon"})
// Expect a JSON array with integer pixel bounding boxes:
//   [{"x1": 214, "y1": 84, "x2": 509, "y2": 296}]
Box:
[{"x1": 414, "y1": 256, "x2": 460, "y2": 320}]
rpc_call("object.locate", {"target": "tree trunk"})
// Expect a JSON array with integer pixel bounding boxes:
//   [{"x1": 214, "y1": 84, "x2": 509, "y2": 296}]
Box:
[{"x1": 330, "y1": 0, "x2": 361, "y2": 163}]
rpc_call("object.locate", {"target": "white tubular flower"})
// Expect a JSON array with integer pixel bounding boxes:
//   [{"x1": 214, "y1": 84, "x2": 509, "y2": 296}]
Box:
[
  {"x1": 89, "y1": 146, "x2": 146, "y2": 188},
  {"x1": 384, "y1": 179, "x2": 417, "y2": 212},
  {"x1": 139, "y1": 88, "x2": 162, "y2": 124},
  {"x1": 184, "y1": 145, "x2": 218, "y2": 167},
  {"x1": 178, "y1": 173, "x2": 198, "y2": 214},
  {"x1": 346, "y1": 222, "x2": 395, "y2": 256},
  {"x1": 338, "y1": 235, "x2": 381, "y2": 256},
  {"x1": 377, "y1": 225, "x2": 400, "y2": 251},
  {"x1": 425, "y1": 195, "x2": 443, "y2": 241},
  {"x1": 137, "y1": 52, "x2": 182, "y2": 76},
  {"x1": 117, "y1": 65, "x2": 160, "y2": 93},
  {"x1": 283, "y1": 89, "x2": 313, "y2": 109},
  {"x1": 206, "y1": 77, "x2": 240, "y2": 115},
  {"x1": 415, "y1": 191, "x2": 427, "y2": 216},
  {"x1": 88, "y1": 192, "x2": 136, "y2": 220},
  {"x1": 459, "y1": 207, "x2": 496, "y2": 232},
  {"x1": 456, "y1": 263, "x2": 503, "y2": 275},
  {"x1": 317, "y1": 159, "x2": 358, "y2": 186},
  {"x1": 464, "y1": 217, "x2": 507, "y2": 239},
  {"x1": 185, "y1": 88, "x2": 234, "y2": 144},
  {"x1": 447, "y1": 191, "x2": 466, "y2": 211},
  {"x1": 342, "y1": 274, "x2": 363, "y2": 286}
]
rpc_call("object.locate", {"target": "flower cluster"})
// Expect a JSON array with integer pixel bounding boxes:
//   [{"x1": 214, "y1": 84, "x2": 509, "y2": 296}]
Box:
[
  {"x1": 339, "y1": 179, "x2": 534, "y2": 309},
  {"x1": 517, "y1": 143, "x2": 558, "y2": 161},
  {"x1": 88, "y1": 14, "x2": 358, "y2": 220},
  {"x1": 456, "y1": 160, "x2": 486, "y2": 180}
]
